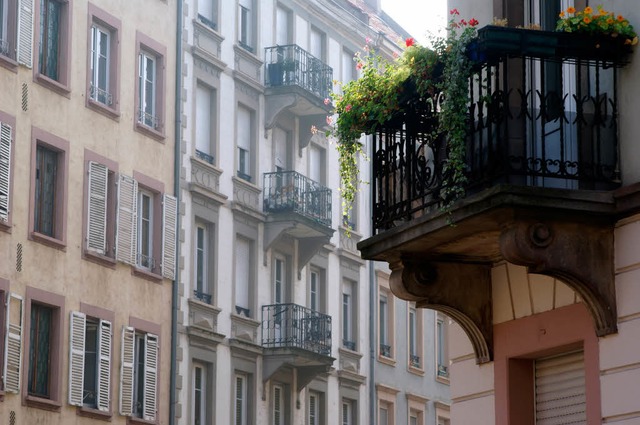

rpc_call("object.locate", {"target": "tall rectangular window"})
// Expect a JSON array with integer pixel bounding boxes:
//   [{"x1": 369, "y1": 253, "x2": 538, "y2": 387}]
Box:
[
  {"x1": 275, "y1": 5, "x2": 290, "y2": 45},
  {"x1": 238, "y1": 0, "x2": 253, "y2": 52},
  {"x1": 90, "y1": 25, "x2": 110, "y2": 105},
  {"x1": 0, "y1": 0, "x2": 17, "y2": 60},
  {"x1": 119, "y1": 327, "x2": 159, "y2": 421},
  {"x1": 137, "y1": 189, "x2": 154, "y2": 270},
  {"x1": 87, "y1": 4, "x2": 120, "y2": 114},
  {"x1": 194, "y1": 223, "x2": 209, "y2": 300},
  {"x1": 138, "y1": 51, "x2": 157, "y2": 128},
  {"x1": 235, "y1": 374, "x2": 248, "y2": 425},
  {"x1": 379, "y1": 294, "x2": 388, "y2": 357},
  {"x1": 235, "y1": 236, "x2": 251, "y2": 317},
  {"x1": 197, "y1": 0, "x2": 217, "y2": 30},
  {"x1": 310, "y1": 270, "x2": 319, "y2": 311},
  {"x1": 342, "y1": 280, "x2": 356, "y2": 351},
  {"x1": 409, "y1": 307, "x2": 422, "y2": 369},
  {"x1": 272, "y1": 384, "x2": 284, "y2": 425},
  {"x1": 39, "y1": 0, "x2": 62, "y2": 80},
  {"x1": 28, "y1": 303, "x2": 53, "y2": 397},
  {"x1": 195, "y1": 83, "x2": 215, "y2": 164},
  {"x1": 309, "y1": 27, "x2": 325, "y2": 61},
  {"x1": 342, "y1": 399, "x2": 355, "y2": 425},
  {"x1": 34, "y1": 145, "x2": 58, "y2": 237},
  {"x1": 135, "y1": 33, "x2": 166, "y2": 137},
  {"x1": 436, "y1": 312, "x2": 449, "y2": 379},
  {"x1": 237, "y1": 106, "x2": 253, "y2": 182},
  {"x1": 341, "y1": 48, "x2": 356, "y2": 83},
  {"x1": 193, "y1": 363, "x2": 206, "y2": 425},
  {"x1": 273, "y1": 256, "x2": 285, "y2": 304},
  {"x1": 309, "y1": 145, "x2": 325, "y2": 185},
  {"x1": 309, "y1": 391, "x2": 320, "y2": 425}
]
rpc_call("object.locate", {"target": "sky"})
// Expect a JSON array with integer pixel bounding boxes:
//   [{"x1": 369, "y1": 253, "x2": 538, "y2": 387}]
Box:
[{"x1": 381, "y1": 0, "x2": 447, "y2": 45}]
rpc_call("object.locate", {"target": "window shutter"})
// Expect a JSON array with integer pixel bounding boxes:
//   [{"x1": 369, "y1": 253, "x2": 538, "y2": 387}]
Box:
[
  {"x1": 68, "y1": 311, "x2": 87, "y2": 406},
  {"x1": 116, "y1": 174, "x2": 138, "y2": 265},
  {"x1": 96, "y1": 319, "x2": 112, "y2": 412},
  {"x1": 161, "y1": 194, "x2": 177, "y2": 280},
  {"x1": 273, "y1": 385, "x2": 282, "y2": 425},
  {"x1": 235, "y1": 375, "x2": 244, "y2": 425},
  {"x1": 0, "y1": 122, "x2": 11, "y2": 222},
  {"x1": 342, "y1": 402, "x2": 349, "y2": 425},
  {"x1": 309, "y1": 393, "x2": 317, "y2": 425},
  {"x1": 17, "y1": 0, "x2": 34, "y2": 68},
  {"x1": 87, "y1": 162, "x2": 108, "y2": 254},
  {"x1": 143, "y1": 333, "x2": 159, "y2": 422},
  {"x1": 119, "y1": 326, "x2": 135, "y2": 416},
  {"x1": 3, "y1": 293, "x2": 23, "y2": 393},
  {"x1": 535, "y1": 350, "x2": 586, "y2": 424}
]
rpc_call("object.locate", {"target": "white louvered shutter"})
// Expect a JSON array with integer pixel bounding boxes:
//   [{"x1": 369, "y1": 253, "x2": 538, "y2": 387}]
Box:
[
  {"x1": 0, "y1": 122, "x2": 11, "y2": 222},
  {"x1": 142, "y1": 333, "x2": 158, "y2": 421},
  {"x1": 3, "y1": 293, "x2": 23, "y2": 393},
  {"x1": 119, "y1": 326, "x2": 135, "y2": 416},
  {"x1": 87, "y1": 162, "x2": 108, "y2": 254},
  {"x1": 161, "y1": 194, "x2": 177, "y2": 280},
  {"x1": 235, "y1": 375, "x2": 245, "y2": 425},
  {"x1": 116, "y1": 174, "x2": 138, "y2": 265},
  {"x1": 96, "y1": 319, "x2": 112, "y2": 412},
  {"x1": 17, "y1": 0, "x2": 34, "y2": 68},
  {"x1": 273, "y1": 385, "x2": 282, "y2": 425},
  {"x1": 535, "y1": 350, "x2": 586, "y2": 425},
  {"x1": 309, "y1": 393, "x2": 317, "y2": 425},
  {"x1": 68, "y1": 311, "x2": 87, "y2": 406}
]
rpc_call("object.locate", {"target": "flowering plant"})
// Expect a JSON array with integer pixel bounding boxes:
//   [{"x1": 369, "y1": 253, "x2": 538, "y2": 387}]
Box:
[{"x1": 557, "y1": 5, "x2": 638, "y2": 45}]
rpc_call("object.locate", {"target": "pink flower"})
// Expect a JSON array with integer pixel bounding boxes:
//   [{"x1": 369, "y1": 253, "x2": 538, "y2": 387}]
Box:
[
  {"x1": 450, "y1": 8, "x2": 459, "y2": 15},
  {"x1": 356, "y1": 62, "x2": 363, "y2": 70},
  {"x1": 469, "y1": 18, "x2": 479, "y2": 27},
  {"x1": 392, "y1": 51, "x2": 399, "y2": 59},
  {"x1": 310, "y1": 125, "x2": 318, "y2": 135},
  {"x1": 405, "y1": 37, "x2": 415, "y2": 47},
  {"x1": 326, "y1": 116, "x2": 333, "y2": 125},
  {"x1": 324, "y1": 98, "x2": 330, "y2": 105},
  {"x1": 365, "y1": 36, "x2": 373, "y2": 44},
  {"x1": 345, "y1": 105, "x2": 352, "y2": 112}
]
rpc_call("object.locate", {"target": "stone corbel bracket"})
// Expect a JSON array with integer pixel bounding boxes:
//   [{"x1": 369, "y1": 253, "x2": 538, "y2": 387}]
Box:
[
  {"x1": 500, "y1": 219, "x2": 617, "y2": 337},
  {"x1": 389, "y1": 259, "x2": 493, "y2": 364}
]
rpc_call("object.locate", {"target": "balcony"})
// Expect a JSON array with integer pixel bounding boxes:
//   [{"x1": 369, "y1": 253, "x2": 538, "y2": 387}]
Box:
[
  {"x1": 358, "y1": 29, "x2": 635, "y2": 363},
  {"x1": 261, "y1": 303, "x2": 334, "y2": 390},
  {"x1": 264, "y1": 44, "x2": 333, "y2": 150},
  {"x1": 263, "y1": 171, "x2": 334, "y2": 273}
]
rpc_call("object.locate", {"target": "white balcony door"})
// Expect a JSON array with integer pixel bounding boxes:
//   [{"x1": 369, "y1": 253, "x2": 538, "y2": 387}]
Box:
[{"x1": 275, "y1": 6, "x2": 290, "y2": 46}]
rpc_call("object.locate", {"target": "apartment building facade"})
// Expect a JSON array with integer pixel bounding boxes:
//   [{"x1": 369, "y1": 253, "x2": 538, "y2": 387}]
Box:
[
  {"x1": 0, "y1": 0, "x2": 177, "y2": 424},
  {"x1": 175, "y1": 0, "x2": 450, "y2": 424}
]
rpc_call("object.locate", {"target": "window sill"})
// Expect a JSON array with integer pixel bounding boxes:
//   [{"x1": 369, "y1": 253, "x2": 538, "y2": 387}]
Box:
[
  {"x1": 408, "y1": 365, "x2": 425, "y2": 376},
  {"x1": 132, "y1": 266, "x2": 163, "y2": 283},
  {"x1": 436, "y1": 375, "x2": 450, "y2": 385},
  {"x1": 128, "y1": 416, "x2": 157, "y2": 425},
  {"x1": 0, "y1": 54, "x2": 18, "y2": 72},
  {"x1": 87, "y1": 97, "x2": 120, "y2": 120},
  {"x1": 377, "y1": 355, "x2": 397, "y2": 367},
  {"x1": 24, "y1": 394, "x2": 62, "y2": 411},
  {"x1": 30, "y1": 231, "x2": 66, "y2": 250},
  {"x1": 135, "y1": 121, "x2": 165, "y2": 142},
  {"x1": 83, "y1": 249, "x2": 117, "y2": 269},
  {"x1": 0, "y1": 220, "x2": 11, "y2": 233},
  {"x1": 34, "y1": 73, "x2": 71, "y2": 97},
  {"x1": 77, "y1": 406, "x2": 112, "y2": 420}
]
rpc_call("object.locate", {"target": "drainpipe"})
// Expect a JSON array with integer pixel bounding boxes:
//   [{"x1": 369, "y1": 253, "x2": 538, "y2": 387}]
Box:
[
  {"x1": 368, "y1": 135, "x2": 376, "y2": 425},
  {"x1": 170, "y1": 0, "x2": 183, "y2": 423}
]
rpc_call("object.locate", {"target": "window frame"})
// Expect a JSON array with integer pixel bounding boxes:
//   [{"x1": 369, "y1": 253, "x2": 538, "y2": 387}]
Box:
[
  {"x1": 234, "y1": 234, "x2": 254, "y2": 318},
  {"x1": 435, "y1": 312, "x2": 450, "y2": 383},
  {"x1": 237, "y1": 0, "x2": 255, "y2": 53},
  {"x1": 196, "y1": 0, "x2": 218, "y2": 31},
  {"x1": 132, "y1": 172, "x2": 164, "y2": 277},
  {"x1": 0, "y1": 110, "x2": 15, "y2": 231},
  {"x1": 86, "y1": 3, "x2": 121, "y2": 118},
  {"x1": 377, "y1": 275, "x2": 395, "y2": 362},
  {"x1": 29, "y1": 127, "x2": 69, "y2": 249},
  {"x1": 408, "y1": 305, "x2": 424, "y2": 372},
  {"x1": 22, "y1": 286, "x2": 64, "y2": 411},
  {"x1": 194, "y1": 81, "x2": 216, "y2": 165},
  {"x1": 236, "y1": 104, "x2": 255, "y2": 182},
  {"x1": 192, "y1": 362, "x2": 207, "y2": 425},
  {"x1": 134, "y1": 31, "x2": 166, "y2": 140},
  {"x1": 0, "y1": 0, "x2": 18, "y2": 69},
  {"x1": 33, "y1": 0, "x2": 72, "y2": 94},
  {"x1": 341, "y1": 279, "x2": 357, "y2": 351}
]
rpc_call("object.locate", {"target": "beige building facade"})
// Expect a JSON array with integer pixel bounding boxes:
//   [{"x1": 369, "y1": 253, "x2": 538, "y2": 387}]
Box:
[{"x1": 0, "y1": 0, "x2": 177, "y2": 424}]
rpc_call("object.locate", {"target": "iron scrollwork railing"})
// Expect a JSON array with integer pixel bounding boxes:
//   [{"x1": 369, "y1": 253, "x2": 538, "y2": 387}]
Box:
[
  {"x1": 263, "y1": 171, "x2": 332, "y2": 227},
  {"x1": 261, "y1": 303, "x2": 332, "y2": 356},
  {"x1": 264, "y1": 44, "x2": 333, "y2": 100},
  {"x1": 372, "y1": 50, "x2": 622, "y2": 232}
]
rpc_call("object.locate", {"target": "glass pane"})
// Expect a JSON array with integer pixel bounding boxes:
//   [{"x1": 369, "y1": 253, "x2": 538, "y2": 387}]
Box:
[
  {"x1": 196, "y1": 227, "x2": 205, "y2": 292},
  {"x1": 28, "y1": 304, "x2": 52, "y2": 397},
  {"x1": 83, "y1": 321, "x2": 98, "y2": 406},
  {"x1": 39, "y1": 0, "x2": 61, "y2": 80},
  {"x1": 135, "y1": 336, "x2": 145, "y2": 415},
  {"x1": 35, "y1": 145, "x2": 57, "y2": 237}
]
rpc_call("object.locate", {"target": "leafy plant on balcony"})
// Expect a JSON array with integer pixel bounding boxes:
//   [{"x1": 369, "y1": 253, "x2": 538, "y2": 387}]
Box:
[{"x1": 556, "y1": 5, "x2": 638, "y2": 45}]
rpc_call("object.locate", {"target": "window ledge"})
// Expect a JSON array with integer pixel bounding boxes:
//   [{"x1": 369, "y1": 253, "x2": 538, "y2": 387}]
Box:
[
  {"x1": 0, "y1": 54, "x2": 18, "y2": 72},
  {"x1": 436, "y1": 375, "x2": 450, "y2": 385},
  {"x1": 132, "y1": 266, "x2": 163, "y2": 283},
  {"x1": 83, "y1": 250, "x2": 117, "y2": 269},
  {"x1": 408, "y1": 365, "x2": 425, "y2": 376},
  {"x1": 35, "y1": 73, "x2": 71, "y2": 97},
  {"x1": 87, "y1": 97, "x2": 120, "y2": 120},
  {"x1": 135, "y1": 121, "x2": 165, "y2": 141},
  {"x1": 377, "y1": 355, "x2": 397, "y2": 367},
  {"x1": 30, "y1": 231, "x2": 67, "y2": 250},
  {"x1": 0, "y1": 220, "x2": 11, "y2": 233},
  {"x1": 77, "y1": 406, "x2": 113, "y2": 420},
  {"x1": 127, "y1": 416, "x2": 157, "y2": 425},
  {"x1": 24, "y1": 394, "x2": 62, "y2": 411}
]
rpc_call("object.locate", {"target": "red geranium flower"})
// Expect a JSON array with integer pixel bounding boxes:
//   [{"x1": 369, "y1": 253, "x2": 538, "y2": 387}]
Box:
[
  {"x1": 405, "y1": 37, "x2": 415, "y2": 47},
  {"x1": 460, "y1": 19, "x2": 467, "y2": 26},
  {"x1": 469, "y1": 18, "x2": 479, "y2": 26},
  {"x1": 450, "y1": 8, "x2": 459, "y2": 16}
]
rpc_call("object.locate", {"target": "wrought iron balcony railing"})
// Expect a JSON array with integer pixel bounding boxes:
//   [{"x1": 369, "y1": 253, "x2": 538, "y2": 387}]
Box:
[
  {"x1": 261, "y1": 303, "x2": 332, "y2": 356},
  {"x1": 410, "y1": 354, "x2": 421, "y2": 368},
  {"x1": 195, "y1": 149, "x2": 214, "y2": 165},
  {"x1": 372, "y1": 43, "x2": 622, "y2": 232},
  {"x1": 437, "y1": 364, "x2": 449, "y2": 378},
  {"x1": 263, "y1": 171, "x2": 332, "y2": 227},
  {"x1": 264, "y1": 44, "x2": 333, "y2": 101},
  {"x1": 193, "y1": 289, "x2": 212, "y2": 304},
  {"x1": 342, "y1": 340, "x2": 356, "y2": 351},
  {"x1": 380, "y1": 344, "x2": 392, "y2": 358}
]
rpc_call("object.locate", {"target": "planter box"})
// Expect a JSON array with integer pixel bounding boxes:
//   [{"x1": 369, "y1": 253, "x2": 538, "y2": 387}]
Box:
[{"x1": 470, "y1": 25, "x2": 632, "y2": 65}]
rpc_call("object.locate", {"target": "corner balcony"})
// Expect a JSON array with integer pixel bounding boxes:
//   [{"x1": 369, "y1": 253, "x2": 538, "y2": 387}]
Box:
[
  {"x1": 261, "y1": 303, "x2": 334, "y2": 390},
  {"x1": 264, "y1": 44, "x2": 333, "y2": 150},
  {"x1": 263, "y1": 171, "x2": 334, "y2": 273},
  {"x1": 358, "y1": 28, "x2": 635, "y2": 363}
]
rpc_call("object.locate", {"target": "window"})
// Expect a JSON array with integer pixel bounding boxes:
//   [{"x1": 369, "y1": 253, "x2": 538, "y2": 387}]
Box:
[
  {"x1": 135, "y1": 32, "x2": 166, "y2": 137},
  {"x1": 436, "y1": 312, "x2": 449, "y2": 380},
  {"x1": 115, "y1": 173, "x2": 177, "y2": 280},
  {"x1": 234, "y1": 373, "x2": 248, "y2": 425},
  {"x1": 309, "y1": 27, "x2": 325, "y2": 61},
  {"x1": 272, "y1": 383, "x2": 284, "y2": 425},
  {"x1": 36, "y1": 0, "x2": 71, "y2": 88},
  {"x1": 119, "y1": 326, "x2": 159, "y2": 421},
  {"x1": 341, "y1": 48, "x2": 356, "y2": 83},
  {"x1": 407, "y1": 394, "x2": 427, "y2": 425},
  {"x1": 308, "y1": 391, "x2": 323, "y2": 425},
  {"x1": 273, "y1": 126, "x2": 290, "y2": 172},
  {"x1": 235, "y1": 236, "x2": 252, "y2": 317},
  {"x1": 197, "y1": 0, "x2": 217, "y2": 30},
  {"x1": 84, "y1": 154, "x2": 118, "y2": 261},
  {"x1": 0, "y1": 0, "x2": 17, "y2": 63},
  {"x1": 535, "y1": 350, "x2": 586, "y2": 424},
  {"x1": 379, "y1": 402, "x2": 389, "y2": 425},
  {"x1": 30, "y1": 129, "x2": 69, "y2": 247},
  {"x1": 342, "y1": 280, "x2": 356, "y2": 351},
  {"x1": 275, "y1": 5, "x2": 291, "y2": 45},
  {"x1": 195, "y1": 83, "x2": 215, "y2": 164},
  {"x1": 0, "y1": 114, "x2": 14, "y2": 227},
  {"x1": 193, "y1": 363, "x2": 207, "y2": 425},
  {"x1": 23, "y1": 287, "x2": 64, "y2": 407},
  {"x1": 342, "y1": 399, "x2": 356, "y2": 425},
  {"x1": 377, "y1": 386, "x2": 397, "y2": 425},
  {"x1": 194, "y1": 222, "x2": 213, "y2": 303},
  {"x1": 238, "y1": 0, "x2": 254, "y2": 52},
  {"x1": 87, "y1": 4, "x2": 121, "y2": 114},
  {"x1": 379, "y1": 294, "x2": 390, "y2": 358},
  {"x1": 408, "y1": 306, "x2": 423, "y2": 370},
  {"x1": 309, "y1": 144, "x2": 325, "y2": 186},
  {"x1": 68, "y1": 310, "x2": 112, "y2": 412},
  {"x1": 236, "y1": 105, "x2": 253, "y2": 182},
  {"x1": 309, "y1": 268, "x2": 325, "y2": 312},
  {"x1": 273, "y1": 255, "x2": 286, "y2": 304},
  {"x1": 378, "y1": 278, "x2": 394, "y2": 361}
]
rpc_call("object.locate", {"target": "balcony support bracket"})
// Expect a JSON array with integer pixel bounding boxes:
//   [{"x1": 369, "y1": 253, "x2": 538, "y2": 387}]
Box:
[
  {"x1": 500, "y1": 219, "x2": 617, "y2": 337},
  {"x1": 389, "y1": 259, "x2": 493, "y2": 364}
]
